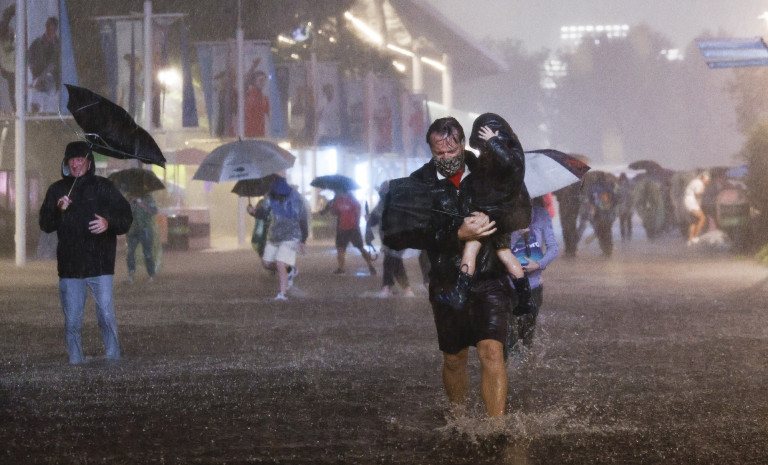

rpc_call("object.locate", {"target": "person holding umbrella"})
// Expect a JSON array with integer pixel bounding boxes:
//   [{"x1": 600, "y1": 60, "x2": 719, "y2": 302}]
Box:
[
  {"x1": 39, "y1": 141, "x2": 133, "y2": 364},
  {"x1": 249, "y1": 175, "x2": 308, "y2": 300},
  {"x1": 125, "y1": 191, "x2": 158, "y2": 283},
  {"x1": 322, "y1": 186, "x2": 377, "y2": 276}
]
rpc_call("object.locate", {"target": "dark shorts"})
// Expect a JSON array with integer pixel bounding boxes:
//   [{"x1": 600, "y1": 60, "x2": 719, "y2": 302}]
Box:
[
  {"x1": 336, "y1": 227, "x2": 364, "y2": 249},
  {"x1": 429, "y1": 278, "x2": 512, "y2": 355}
]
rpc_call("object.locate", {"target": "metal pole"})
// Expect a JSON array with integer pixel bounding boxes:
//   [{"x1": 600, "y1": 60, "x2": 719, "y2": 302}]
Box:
[
  {"x1": 236, "y1": 0, "x2": 246, "y2": 246},
  {"x1": 143, "y1": 1, "x2": 152, "y2": 132},
  {"x1": 441, "y1": 53, "x2": 453, "y2": 110},
  {"x1": 14, "y1": 0, "x2": 27, "y2": 266}
]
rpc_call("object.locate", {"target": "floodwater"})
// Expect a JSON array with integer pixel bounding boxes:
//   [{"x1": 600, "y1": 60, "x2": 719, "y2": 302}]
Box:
[{"x1": 2, "y1": 232, "x2": 768, "y2": 464}]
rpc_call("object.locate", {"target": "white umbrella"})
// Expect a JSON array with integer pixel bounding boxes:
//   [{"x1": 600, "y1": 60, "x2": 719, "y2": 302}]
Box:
[
  {"x1": 524, "y1": 149, "x2": 591, "y2": 198},
  {"x1": 193, "y1": 140, "x2": 295, "y2": 183}
]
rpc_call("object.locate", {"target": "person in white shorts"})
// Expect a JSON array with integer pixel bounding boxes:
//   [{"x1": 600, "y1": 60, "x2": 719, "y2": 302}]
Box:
[
  {"x1": 683, "y1": 170, "x2": 710, "y2": 246},
  {"x1": 249, "y1": 174, "x2": 308, "y2": 300}
]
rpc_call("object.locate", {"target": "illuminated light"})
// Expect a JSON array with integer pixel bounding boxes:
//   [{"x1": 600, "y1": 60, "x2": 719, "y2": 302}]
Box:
[
  {"x1": 392, "y1": 60, "x2": 406, "y2": 72},
  {"x1": 329, "y1": 36, "x2": 336, "y2": 43},
  {"x1": 387, "y1": 43, "x2": 414, "y2": 57},
  {"x1": 586, "y1": 25, "x2": 594, "y2": 32},
  {"x1": 278, "y1": 35, "x2": 296, "y2": 45},
  {"x1": 290, "y1": 53, "x2": 300, "y2": 60},
  {"x1": 420, "y1": 56, "x2": 446, "y2": 71},
  {"x1": 344, "y1": 11, "x2": 383, "y2": 45},
  {"x1": 157, "y1": 68, "x2": 181, "y2": 88}
]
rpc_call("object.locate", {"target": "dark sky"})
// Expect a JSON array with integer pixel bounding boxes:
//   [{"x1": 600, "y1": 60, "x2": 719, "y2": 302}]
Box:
[{"x1": 425, "y1": 0, "x2": 768, "y2": 53}]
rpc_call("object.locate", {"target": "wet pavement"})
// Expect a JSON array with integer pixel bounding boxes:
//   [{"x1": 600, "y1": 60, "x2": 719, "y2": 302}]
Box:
[{"x1": 2, "y1": 234, "x2": 768, "y2": 464}]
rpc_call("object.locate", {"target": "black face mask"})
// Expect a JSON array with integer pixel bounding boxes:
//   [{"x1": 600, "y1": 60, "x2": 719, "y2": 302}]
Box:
[{"x1": 434, "y1": 150, "x2": 465, "y2": 178}]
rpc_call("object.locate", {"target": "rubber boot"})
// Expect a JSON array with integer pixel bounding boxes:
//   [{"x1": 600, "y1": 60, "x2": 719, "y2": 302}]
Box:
[
  {"x1": 511, "y1": 276, "x2": 537, "y2": 316},
  {"x1": 437, "y1": 269, "x2": 474, "y2": 310}
]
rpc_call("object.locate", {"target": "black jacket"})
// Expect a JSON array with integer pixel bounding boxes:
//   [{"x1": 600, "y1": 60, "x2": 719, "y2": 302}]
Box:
[
  {"x1": 391, "y1": 153, "x2": 513, "y2": 287},
  {"x1": 39, "y1": 157, "x2": 132, "y2": 278},
  {"x1": 459, "y1": 132, "x2": 531, "y2": 234}
]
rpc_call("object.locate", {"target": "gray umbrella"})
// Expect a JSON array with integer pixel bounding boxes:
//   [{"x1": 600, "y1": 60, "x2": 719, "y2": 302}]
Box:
[{"x1": 192, "y1": 140, "x2": 295, "y2": 183}]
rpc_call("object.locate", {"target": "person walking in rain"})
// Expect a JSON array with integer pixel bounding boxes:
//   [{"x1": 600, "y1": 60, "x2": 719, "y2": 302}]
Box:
[
  {"x1": 249, "y1": 175, "x2": 307, "y2": 300},
  {"x1": 39, "y1": 141, "x2": 133, "y2": 364},
  {"x1": 384, "y1": 116, "x2": 528, "y2": 418},
  {"x1": 322, "y1": 188, "x2": 377, "y2": 275},
  {"x1": 436, "y1": 113, "x2": 536, "y2": 319},
  {"x1": 508, "y1": 196, "x2": 559, "y2": 354},
  {"x1": 684, "y1": 170, "x2": 711, "y2": 246},
  {"x1": 125, "y1": 191, "x2": 157, "y2": 283},
  {"x1": 368, "y1": 180, "x2": 415, "y2": 298}
]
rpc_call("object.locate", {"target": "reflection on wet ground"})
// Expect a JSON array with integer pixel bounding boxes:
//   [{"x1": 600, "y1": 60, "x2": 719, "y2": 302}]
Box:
[{"x1": 2, "y1": 235, "x2": 768, "y2": 464}]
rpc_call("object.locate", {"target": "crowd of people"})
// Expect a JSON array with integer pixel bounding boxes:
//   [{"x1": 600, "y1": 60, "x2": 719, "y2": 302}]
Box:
[{"x1": 41, "y1": 108, "x2": 750, "y2": 426}]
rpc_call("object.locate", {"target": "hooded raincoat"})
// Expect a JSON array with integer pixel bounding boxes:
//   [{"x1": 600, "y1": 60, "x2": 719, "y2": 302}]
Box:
[{"x1": 39, "y1": 153, "x2": 133, "y2": 278}]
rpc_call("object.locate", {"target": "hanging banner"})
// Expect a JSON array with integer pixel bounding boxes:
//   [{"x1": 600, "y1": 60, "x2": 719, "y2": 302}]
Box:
[
  {"x1": 197, "y1": 40, "x2": 281, "y2": 138},
  {"x1": 277, "y1": 61, "x2": 313, "y2": 146},
  {"x1": 341, "y1": 76, "x2": 365, "y2": 150},
  {"x1": 0, "y1": 0, "x2": 16, "y2": 115},
  {"x1": 98, "y1": 15, "x2": 196, "y2": 129},
  {"x1": 25, "y1": 0, "x2": 76, "y2": 115},
  {"x1": 311, "y1": 61, "x2": 341, "y2": 146},
  {"x1": 402, "y1": 92, "x2": 430, "y2": 158},
  {"x1": 366, "y1": 74, "x2": 402, "y2": 154}
]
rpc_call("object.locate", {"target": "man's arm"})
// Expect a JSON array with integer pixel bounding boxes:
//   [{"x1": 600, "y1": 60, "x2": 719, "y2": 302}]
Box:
[{"x1": 457, "y1": 211, "x2": 496, "y2": 242}]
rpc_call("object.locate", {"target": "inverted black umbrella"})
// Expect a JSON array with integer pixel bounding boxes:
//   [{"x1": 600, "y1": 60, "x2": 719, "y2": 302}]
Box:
[
  {"x1": 310, "y1": 174, "x2": 360, "y2": 192},
  {"x1": 64, "y1": 84, "x2": 166, "y2": 167},
  {"x1": 380, "y1": 176, "x2": 443, "y2": 251},
  {"x1": 231, "y1": 175, "x2": 277, "y2": 198},
  {"x1": 108, "y1": 168, "x2": 165, "y2": 195}
]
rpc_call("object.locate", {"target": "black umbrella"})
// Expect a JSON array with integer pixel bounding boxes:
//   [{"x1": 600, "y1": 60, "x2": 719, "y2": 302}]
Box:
[
  {"x1": 65, "y1": 84, "x2": 166, "y2": 167},
  {"x1": 310, "y1": 174, "x2": 360, "y2": 192},
  {"x1": 628, "y1": 160, "x2": 664, "y2": 172},
  {"x1": 231, "y1": 175, "x2": 277, "y2": 198},
  {"x1": 380, "y1": 176, "x2": 461, "y2": 251},
  {"x1": 108, "y1": 168, "x2": 165, "y2": 195}
]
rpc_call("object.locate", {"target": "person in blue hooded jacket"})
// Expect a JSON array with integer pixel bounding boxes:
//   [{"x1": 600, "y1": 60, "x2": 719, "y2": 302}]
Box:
[{"x1": 39, "y1": 141, "x2": 133, "y2": 364}]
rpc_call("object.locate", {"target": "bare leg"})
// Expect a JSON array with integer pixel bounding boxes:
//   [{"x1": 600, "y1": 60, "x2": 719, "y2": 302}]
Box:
[
  {"x1": 496, "y1": 248, "x2": 524, "y2": 279},
  {"x1": 476, "y1": 339, "x2": 507, "y2": 417},
  {"x1": 261, "y1": 259, "x2": 276, "y2": 272},
  {"x1": 460, "y1": 240, "x2": 482, "y2": 275},
  {"x1": 336, "y1": 247, "x2": 346, "y2": 271},
  {"x1": 442, "y1": 348, "x2": 469, "y2": 414},
  {"x1": 276, "y1": 261, "x2": 288, "y2": 294}
]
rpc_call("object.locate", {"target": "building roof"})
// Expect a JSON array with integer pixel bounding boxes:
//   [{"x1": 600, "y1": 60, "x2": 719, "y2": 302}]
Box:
[{"x1": 353, "y1": 0, "x2": 508, "y2": 81}]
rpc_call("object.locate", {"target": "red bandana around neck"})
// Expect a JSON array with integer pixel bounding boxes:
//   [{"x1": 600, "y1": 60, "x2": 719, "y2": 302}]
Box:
[{"x1": 447, "y1": 168, "x2": 465, "y2": 188}]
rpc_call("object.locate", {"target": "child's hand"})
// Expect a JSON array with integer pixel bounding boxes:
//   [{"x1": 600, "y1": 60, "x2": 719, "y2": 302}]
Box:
[{"x1": 478, "y1": 125, "x2": 498, "y2": 141}]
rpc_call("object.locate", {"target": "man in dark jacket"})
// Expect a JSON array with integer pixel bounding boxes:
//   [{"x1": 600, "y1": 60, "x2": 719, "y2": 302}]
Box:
[
  {"x1": 39, "y1": 141, "x2": 133, "y2": 364},
  {"x1": 385, "y1": 117, "x2": 527, "y2": 418}
]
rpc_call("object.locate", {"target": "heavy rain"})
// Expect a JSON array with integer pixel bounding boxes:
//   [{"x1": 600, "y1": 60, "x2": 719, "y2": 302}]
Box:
[{"x1": 2, "y1": 1, "x2": 768, "y2": 464}]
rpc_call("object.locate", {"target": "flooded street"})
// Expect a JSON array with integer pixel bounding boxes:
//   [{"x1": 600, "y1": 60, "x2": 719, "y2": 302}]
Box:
[{"x1": 2, "y1": 234, "x2": 768, "y2": 464}]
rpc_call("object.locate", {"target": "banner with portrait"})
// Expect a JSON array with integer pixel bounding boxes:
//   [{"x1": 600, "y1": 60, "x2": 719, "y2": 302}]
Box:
[
  {"x1": 276, "y1": 61, "x2": 312, "y2": 146},
  {"x1": 365, "y1": 74, "x2": 402, "y2": 154},
  {"x1": 311, "y1": 61, "x2": 341, "y2": 146},
  {"x1": 196, "y1": 40, "x2": 283, "y2": 139},
  {"x1": 98, "y1": 15, "x2": 197, "y2": 129},
  {"x1": 341, "y1": 76, "x2": 365, "y2": 150},
  {"x1": 401, "y1": 92, "x2": 430, "y2": 159},
  {"x1": 26, "y1": 0, "x2": 76, "y2": 115},
  {"x1": 0, "y1": 0, "x2": 15, "y2": 115}
]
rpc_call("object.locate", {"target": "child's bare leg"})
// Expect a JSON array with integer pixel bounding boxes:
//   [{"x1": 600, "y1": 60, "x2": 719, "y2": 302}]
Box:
[
  {"x1": 496, "y1": 248, "x2": 524, "y2": 279},
  {"x1": 461, "y1": 240, "x2": 482, "y2": 275}
]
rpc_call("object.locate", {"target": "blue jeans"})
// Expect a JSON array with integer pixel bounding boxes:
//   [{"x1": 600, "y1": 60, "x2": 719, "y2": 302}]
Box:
[
  {"x1": 126, "y1": 229, "x2": 155, "y2": 276},
  {"x1": 59, "y1": 275, "x2": 120, "y2": 364}
]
